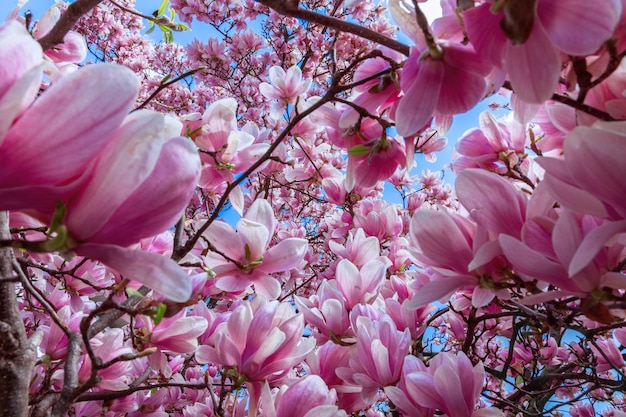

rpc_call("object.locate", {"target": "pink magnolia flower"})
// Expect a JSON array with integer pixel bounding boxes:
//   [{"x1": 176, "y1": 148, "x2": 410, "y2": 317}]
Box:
[
  {"x1": 203, "y1": 199, "x2": 308, "y2": 299},
  {"x1": 334, "y1": 259, "x2": 387, "y2": 309},
  {"x1": 538, "y1": 121, "x2": 626, "y2": 220},
  {"x1": 196, "y1": 297, "x2": 315, "y2": 415},
  {"x1": 336, "y1": 314, "x2": 411, "y2": 404},
  {"x1": 453, "y1": 111, "x2": 527, "y2": 174},
  {"x1": 77, "y1": 328, "x2": 134, "y2": 391},
  {"x1": 63, "y1": 129, "x2": 201, "y2": 302},
  {"x1": 259, "y1": 65, "x2": 312, "y2": 104},
  {"x1": 388, "y1": 351, "x2": 501, "y2": 417},
  {"x1": 384, "y1": 355, "x2": 433, "y2": 417},
  {"x1": 395, "y1": 41, "x2": 491, "y2": 136},
  {"x1": 295, "y1": 280, "x2": 354, "y2": 345},
  {"x1": 0, "y1": 22, "x2": 140, "y2": 213},
  {"x1": 33, "y1": 3, "x2": 87, "y2": 75},
  {"x1": 499, "y1": 209, "x2": 626, "y2": 302},
  {"x1": 261, "y1": 375, "x2": 347, "y2": 417},
  {"x1": 464, "y1": 0, "x2": 621, "y2": 103}
]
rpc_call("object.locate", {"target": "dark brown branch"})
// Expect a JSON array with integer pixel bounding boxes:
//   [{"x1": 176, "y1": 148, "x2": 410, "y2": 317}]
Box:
[
  {"x1": 502, "y1": 81, "x2": 616, "y2": 121},
  {"x1": 37, "y1": 0, "x2": 105, "y2": 51},
  {"x1": 256, "y1": 0, "x2": 411, "y2": 56}
]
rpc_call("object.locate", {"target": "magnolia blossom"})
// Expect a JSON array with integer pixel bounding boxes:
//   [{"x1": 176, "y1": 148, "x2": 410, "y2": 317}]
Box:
[
  {"x1": 259, "y1": 65, "x2": 311, "y2": 104},
  {"x1": 203, "y1": 199, "x2": 308, "y2": 299},
  {"x1": 386, "y1": 352, "x2": 501, "y2": 417},
  {"x1": 0, "y1": 22, "x2": 138, "y2": 213},
  {"x1": 395, "y1": 41, "x2": 491, "y2": 136},
  {"x1": 538, "y1": 121, "x2": 626, "y2": 220},
  {"x1": 336, "y1": 314, "x2": 411, "y2": 404},
  {"x1": 195, "y1": 297, "x2": 315, "y2": 381},
  {"x1": 464, "y1": 0, "x2": 621, "y2": 103},
  {"x1": 261, "y1": 375, "x2": 347, "y2": 417}
]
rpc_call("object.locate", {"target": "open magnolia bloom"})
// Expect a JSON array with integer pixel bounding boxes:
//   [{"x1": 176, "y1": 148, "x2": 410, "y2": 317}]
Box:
[{"x1": 0, "y1": 21, "x2": 201, "y2": 302}]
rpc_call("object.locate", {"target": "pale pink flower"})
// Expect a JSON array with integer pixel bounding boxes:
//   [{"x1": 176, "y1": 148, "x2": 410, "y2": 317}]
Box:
[
  {"x1": 77, "y1": 329, "x2": 134, "y2": 391},
  {"x1": 259, "y1": 66, "x2": 311, "y2": 102},
  {"x1": 384, "y1": 355, "x2": 433, "y2": 417},
  {"x1": 295, "y1": 280, "x2": 354, "y2": 344},
  {"x1": 453, "y1": 111, "x2": 527, "y2": 174},
  {"x1": 203, "y1": 199, "x2": 308, "y2": 299},
  {"x1": 334, "y1": 259, "x2": 387, "y2": 309},
  {"x1": 328, "y1": 228, "x2": 382, "y2": 268}
]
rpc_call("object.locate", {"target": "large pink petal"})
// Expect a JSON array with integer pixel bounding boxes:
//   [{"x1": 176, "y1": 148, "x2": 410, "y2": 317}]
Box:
[
  {"x1": 245, "y1": 199, "x2": 277, "y2": 239},
  {"x1": 0, "y1": 21, "x2": 43, "y2": 99},
  {"x1": 0, "y1": 65, "x2": 42, "y2": 145},
  {"x1": 406, "y1": 275, "x2": 477, "y2": 309},
  {"x1": 569, "y1": 220, "x2": 626, "y2": 277},
  {"x1": 436, "y1": 44, "x2": 489, "y2": 115},
  {"x1": 76, "y1": 243, "x2": 191, "y2": 302},
  {"x1": 410, "y1": 210, "x2": 474, "y2": 272},
  {"x1": 538, "y1": 0, "x2": 621, "y2": 56},
  {"x1": 457, "y1": 169, "x2": 526, "y2": 238},
  {"x1": 262, "y1": 238, "x2": 308, "y2": 273},
  {"x1": 66, "y1": 111, "x2": 165, "y2": 240},
  {"x1": 463, "y1": 3, "x2": 507, "y2": 66},
  {"x1": 396, "y1": 54, "x2": 443, "y2": 136},
  {"x1": 434, "y1": 364, "x2": 471, "y2": 417},
  {"x1": 204, "y1": 221, "x2": 243, "y2": 261},
  {"x1": 504, "y1": 22, "x2": 560, "y2": 103},
  {"x1": 86, "y1": 137, "x2": 200, "y2": 247},
  {"x1": 499, "y1": 235, "x2": 572, "y2": 289},
  {"x1": 565, "y1": 125, "x2": 626, "y2": 219},
  {"x1": 1, "y1": 64, "x2": 139, "y2": 187}
]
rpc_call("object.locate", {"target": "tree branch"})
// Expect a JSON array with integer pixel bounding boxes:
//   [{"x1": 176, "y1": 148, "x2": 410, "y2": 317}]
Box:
[
  {"x1": 255, "y1": 0, "x2": 411, "y2": 56},
  {"x1": 0, "y1": 212, "x2": 36, "y2": 417},
  {"x1": 37, "y1": 0, "x2": 105, "y2": 51}
]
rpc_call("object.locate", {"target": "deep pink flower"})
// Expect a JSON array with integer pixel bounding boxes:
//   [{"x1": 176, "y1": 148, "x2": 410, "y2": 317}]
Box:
[
  {"x1": 464, "y1": 0, "x2": 621, "y2": 103},
  {"x1": 389, "y1": 352, "x2": 500, "y2": 417},
  {"x1": 336, "y1": 314, "x2": 411, "y2": 404},
  {"x1": 0, "y1": 22, "x2": 140, "y2": 213},
  {"x1": 261, "y1": 375, "x2": 347, "y2": 417},
  {"x1": 395, "y1": 41, "x2": 491, "y2": 136},
  {"x1": 195, "y1": 297, "x2": 315, "y2": 382}
]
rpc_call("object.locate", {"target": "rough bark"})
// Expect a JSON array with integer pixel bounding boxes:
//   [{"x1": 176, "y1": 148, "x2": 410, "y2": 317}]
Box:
[{"x1": 0, "y1": 212, "x2": 36, "y2": 417}]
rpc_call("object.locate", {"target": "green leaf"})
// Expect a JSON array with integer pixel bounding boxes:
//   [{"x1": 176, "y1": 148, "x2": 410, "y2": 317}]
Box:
[
  {"x1": 157, "y1": 0, "x2": 169, "y2": 16},
  {"x1": 41, "y1": 225, "x2": 68, "y2": 252},
  {"x1": 154, "y1": 303, "x2": 167, "y2": 325},
  {"x1": 348, "y1": 144, "x2": 370, "y2": 157},
  {"x1": 48, "y1": 202, "x2": 67, "y2": 236},
  {"x1": 145, "y1": 24, "x2": 155, "y2": 35},
  {"x1": 126, "y1": 288, "x2": 145, "y2": 298}
]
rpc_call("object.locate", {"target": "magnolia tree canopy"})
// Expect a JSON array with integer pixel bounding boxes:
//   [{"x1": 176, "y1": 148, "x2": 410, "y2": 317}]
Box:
[{"x1": 1, "y1": 0, "x2": 626, "y2": 416}]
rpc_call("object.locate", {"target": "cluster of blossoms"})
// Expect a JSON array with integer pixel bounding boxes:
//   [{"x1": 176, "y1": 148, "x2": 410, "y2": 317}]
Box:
[{"x1": 1, "y1": 0, "x2": 626, "y2": 416}]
